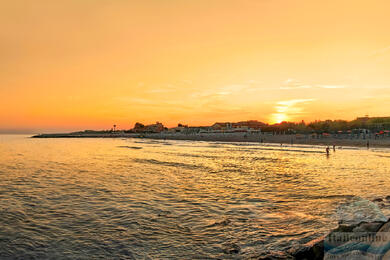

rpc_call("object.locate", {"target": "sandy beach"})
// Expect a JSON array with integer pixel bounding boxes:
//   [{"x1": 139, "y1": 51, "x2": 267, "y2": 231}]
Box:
[
  {"x1": 138, "y1": 132, "x2": 390, "y2": 148},
  {"x1": 34, "y1": 132, "x2": 390, "y2": 148}
]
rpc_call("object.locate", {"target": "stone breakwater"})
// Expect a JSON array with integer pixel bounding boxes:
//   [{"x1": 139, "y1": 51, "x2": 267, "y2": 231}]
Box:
[
  {"x1": 255, "y1": 218, "x2": 390, "y2": 259},
  {"x1": 263, "y1": 196, "x2": 390, "y2": 259},
  {"x1": 32, "y1": 133, "x2": 140, "y2": 138},
  {"x1": 282, "y1": 218, "x2": 390, "y2": 260}
]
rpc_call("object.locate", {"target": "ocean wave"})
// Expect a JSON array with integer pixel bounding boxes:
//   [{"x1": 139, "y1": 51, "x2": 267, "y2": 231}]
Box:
[
  {"x1": 117, "y1": 145, "x2": 143, "y2": 149},
  {"x1": 132, "y1": 158, "x2": 211, "y2": 171}
]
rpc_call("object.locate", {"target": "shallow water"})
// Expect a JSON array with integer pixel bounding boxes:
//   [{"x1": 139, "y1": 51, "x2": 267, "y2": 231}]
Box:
[{"x1": 0, "y1": 135, "x2": 390, "y2": 259}]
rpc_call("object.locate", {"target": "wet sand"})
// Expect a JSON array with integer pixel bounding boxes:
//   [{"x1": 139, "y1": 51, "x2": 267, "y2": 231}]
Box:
[
  {"x1": 141, "y1": 132, "x2": 390, "y2": 148},
  {"x1": 33, "y1": 132, "x2": 390, "y2": 148}
]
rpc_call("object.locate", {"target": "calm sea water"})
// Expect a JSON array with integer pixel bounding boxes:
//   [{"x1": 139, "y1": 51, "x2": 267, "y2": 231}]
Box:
[{"x1": 1, "y1": 135, "x2": 390, "y2": 259}]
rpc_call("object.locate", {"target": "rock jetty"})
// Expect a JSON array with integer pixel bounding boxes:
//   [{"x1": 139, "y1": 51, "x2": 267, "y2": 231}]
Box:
[{"x1": 285, "y1": 219, "x2": 390, "y2": 259}]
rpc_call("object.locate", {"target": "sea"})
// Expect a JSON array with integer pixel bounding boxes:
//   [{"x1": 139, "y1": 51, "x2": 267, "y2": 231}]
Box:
[{"x1": 0, "y1": 134, "x2": 390, "y2": 259}]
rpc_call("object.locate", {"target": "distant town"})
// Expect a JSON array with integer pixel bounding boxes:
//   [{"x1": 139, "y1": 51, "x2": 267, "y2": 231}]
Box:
[
  {"x1": 33, "y1": 116, "x2": 390, "y2": 147},
  {"x1": 110, "y1": 116, "x2": 390, "y2": 136}
]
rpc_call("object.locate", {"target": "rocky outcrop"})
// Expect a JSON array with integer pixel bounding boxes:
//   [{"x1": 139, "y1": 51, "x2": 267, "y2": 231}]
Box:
[
  {"x1": 287, "y1": 219, "x2": 390, "y2": 259},
  {"x1": 287, "y1": 237, "x2": 325, "y2": 260}
]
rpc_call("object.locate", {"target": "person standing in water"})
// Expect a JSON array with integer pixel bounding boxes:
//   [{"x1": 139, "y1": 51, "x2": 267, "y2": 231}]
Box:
[
  {"x1": 326, "y1": 146, "x2": 330, "y2": 156},
  {"x1": 333, "y1": 144, "x2": 336, "y2": 152},
  {"x1": 367, "y1": 140, "x2": 370, "y2": 149}
]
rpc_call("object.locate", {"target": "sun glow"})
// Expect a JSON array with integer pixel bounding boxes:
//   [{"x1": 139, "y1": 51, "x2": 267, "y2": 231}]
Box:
[{"x1": 271, "y1": 113, "x2": 289, "y2": 124}]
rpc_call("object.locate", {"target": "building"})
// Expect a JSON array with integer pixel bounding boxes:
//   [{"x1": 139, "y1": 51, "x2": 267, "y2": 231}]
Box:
[
  {"x1": 232, "y1": 120, "x2": 266, "y2": 130},
  {"x1": 169, "y1": 125, "x2": 211, "y2": 134},
  {"x1": 210, "y1": 120, "x2": 264, "y2": 133},
  {"x1": 132, "y1": 122, "x2": 165, "y2": 133},
  {"x1": 211, "y1": 122, "x2": 232, "y2": 131}
]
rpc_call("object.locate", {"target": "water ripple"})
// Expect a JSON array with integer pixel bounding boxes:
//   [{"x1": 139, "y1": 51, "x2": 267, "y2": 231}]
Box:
[{"x1": 0, "y1": 136, "x2": 389, "y2": 258}]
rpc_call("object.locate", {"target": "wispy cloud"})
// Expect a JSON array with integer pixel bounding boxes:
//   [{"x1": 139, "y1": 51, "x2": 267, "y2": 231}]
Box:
[
  {"x1": 318, "y1": 85, "x2": 345, "y2": 89},
  {"x1": 280, "y1": 85, "x2": 312, "y2": 90},
  {"x1": 281, "y1": 79, "x2": 346, "y2": 90},
  {"x1": 280, "y1": 79, "x2": 309, "y2": 90},
  {"x1": 191, "y1": 84, "x2": 253, "y2": 98},
  {"x1": 277, "y1": 98, "x2": 316, "y2": 107}
]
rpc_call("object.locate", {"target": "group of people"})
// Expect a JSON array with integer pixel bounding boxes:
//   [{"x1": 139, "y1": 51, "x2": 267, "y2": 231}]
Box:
[
  {"x1": 326, "y1": 144, "x2": 343, "y2": 156},
  {"x1": 326, "y1": 141, "x2": 370, "y2": 155}
]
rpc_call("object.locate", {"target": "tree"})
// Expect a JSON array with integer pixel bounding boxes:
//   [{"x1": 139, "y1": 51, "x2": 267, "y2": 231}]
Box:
[{"x1": 134, "y1": 122, "x2": 145, "y2": 129}]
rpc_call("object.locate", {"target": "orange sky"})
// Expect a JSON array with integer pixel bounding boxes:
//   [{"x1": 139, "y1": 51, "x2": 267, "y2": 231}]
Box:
[{"x1": 1, "y1": 0, "x2": 390, "y2": 132}]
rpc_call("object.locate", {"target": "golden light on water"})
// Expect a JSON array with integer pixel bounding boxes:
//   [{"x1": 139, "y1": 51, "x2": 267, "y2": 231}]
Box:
[{"x1": 2, "y1": 136, "x2": 390, "y2": 257}]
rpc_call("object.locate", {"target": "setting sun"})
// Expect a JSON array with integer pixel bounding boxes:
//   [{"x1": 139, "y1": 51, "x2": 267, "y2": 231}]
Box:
[{"x1": 271, "y1": 113, "x2": 289, "y2": 124}]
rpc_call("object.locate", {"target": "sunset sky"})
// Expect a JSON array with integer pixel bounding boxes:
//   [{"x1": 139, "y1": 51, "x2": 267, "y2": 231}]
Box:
[{"x1": 1, "y1": 0, "x2": 390, "y2": 132}]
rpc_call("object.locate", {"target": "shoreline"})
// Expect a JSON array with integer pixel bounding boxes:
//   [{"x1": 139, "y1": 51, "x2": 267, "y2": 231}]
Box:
[{"x1": 32, "y1": 132, "x2": 390, "y2": 148}]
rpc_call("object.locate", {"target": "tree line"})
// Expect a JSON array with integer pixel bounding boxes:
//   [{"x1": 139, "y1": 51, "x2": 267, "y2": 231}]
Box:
[{"x1": 263, "y1": 118, "x2": 390, "y2": 134}]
